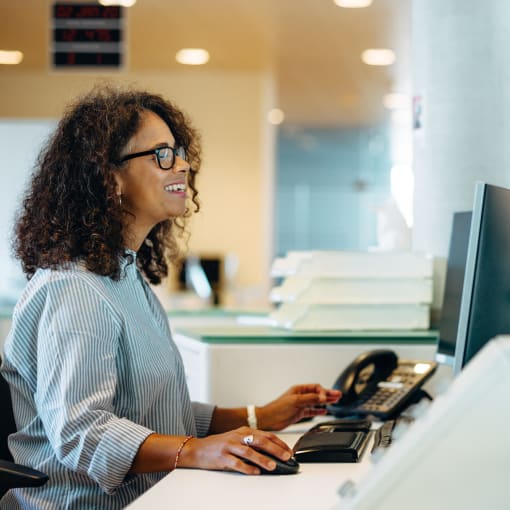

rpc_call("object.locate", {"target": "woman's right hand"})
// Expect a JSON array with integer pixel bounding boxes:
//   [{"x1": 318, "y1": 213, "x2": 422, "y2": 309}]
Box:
[{"x1": 179, "y1": 426, "x2": 293, "y2": 475}]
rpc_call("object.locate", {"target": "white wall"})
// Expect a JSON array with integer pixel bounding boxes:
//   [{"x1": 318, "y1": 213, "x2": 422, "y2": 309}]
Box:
[
  {"x1": 412, "y1": 0, "x2": 510, "y2": 311},
  {"x1": 0, "y1": 120, "x2": 56, "y2": 304},
  {"x1": 412, "y1": 0, "x2": 510, "y2": 256}
]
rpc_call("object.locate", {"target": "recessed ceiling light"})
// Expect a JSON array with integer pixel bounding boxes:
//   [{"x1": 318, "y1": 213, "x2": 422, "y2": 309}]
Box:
[
  {"x1": 175, "y1": 48, "x2": 210, "y2": 66},
  {"x1": 267, "y1": 108, "x2": 285, "y2": 125},
  {"x1": 0, "y1": 50, "x2": 23, "y2": 65},
  {"x1": 361, "y1": 49, "x2": 396, "y2": 66},
  {"x1": 383, "y1": 93, "x2": 410, "y2": 110},
  {"x1": 333, "y1": 0, "x2": 372, "y2": 7},
  {"x1": 98, "y1": 0, "x2": 137, "y2": 6}
]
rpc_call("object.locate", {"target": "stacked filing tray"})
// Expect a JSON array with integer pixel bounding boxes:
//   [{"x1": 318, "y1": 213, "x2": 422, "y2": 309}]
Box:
[{"x1": 269, "y1": 251, "x2": 433, "y2": 331}]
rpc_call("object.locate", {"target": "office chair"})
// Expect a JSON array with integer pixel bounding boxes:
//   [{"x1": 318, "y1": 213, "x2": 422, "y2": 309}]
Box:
[{"x1": 0, "y1": 358, "x2": 48, "y2": 499}]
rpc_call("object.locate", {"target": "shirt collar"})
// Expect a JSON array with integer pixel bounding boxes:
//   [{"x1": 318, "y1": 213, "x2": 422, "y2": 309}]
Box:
[{"x1": 120, "y1": 249, "x2": 137, "y2": 272}]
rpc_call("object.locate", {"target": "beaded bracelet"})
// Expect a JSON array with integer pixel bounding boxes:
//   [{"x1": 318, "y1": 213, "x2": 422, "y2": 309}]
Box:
[{"x1": 173, "y1": 435, "x2": 194, "y2": 470}]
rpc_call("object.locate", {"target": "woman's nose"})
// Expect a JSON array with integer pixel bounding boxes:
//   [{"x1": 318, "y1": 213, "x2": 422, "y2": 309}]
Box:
[{"x1": 173, "y1": 156, "x2": 189, "y2": 174}]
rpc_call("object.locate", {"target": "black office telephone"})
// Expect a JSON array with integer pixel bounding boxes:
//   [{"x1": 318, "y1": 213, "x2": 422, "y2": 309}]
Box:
[{"x1": 327, "y1": 349, "x2": 437, "y2": 420}]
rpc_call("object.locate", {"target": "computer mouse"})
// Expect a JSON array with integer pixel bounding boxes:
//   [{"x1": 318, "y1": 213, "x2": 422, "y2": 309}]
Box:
[{"x1": 246, "y1": 454, "x2": 300, "y2": 475}]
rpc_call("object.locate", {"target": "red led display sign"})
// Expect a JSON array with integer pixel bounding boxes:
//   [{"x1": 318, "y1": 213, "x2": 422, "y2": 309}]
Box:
[{"x1": 52, "y1": 3, "x2": 124, "y2": 68}]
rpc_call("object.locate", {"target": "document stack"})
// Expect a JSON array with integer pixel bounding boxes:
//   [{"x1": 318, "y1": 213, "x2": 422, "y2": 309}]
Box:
[{"x1": 269, "y1": 251, "x2": 433, "y2": 331}]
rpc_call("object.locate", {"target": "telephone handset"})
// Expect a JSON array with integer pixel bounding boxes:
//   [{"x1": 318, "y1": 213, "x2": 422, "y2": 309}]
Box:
[{"x1": 327, "y1": 349, "x2": 437, "y2": 420}]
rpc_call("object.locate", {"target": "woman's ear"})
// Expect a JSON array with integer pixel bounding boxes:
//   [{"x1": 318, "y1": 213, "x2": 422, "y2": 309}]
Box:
[
  {"x1": 113, "y1": 171, "x2": 123, "y2": 197},
  {"x1": 112, "y1": 171, "x2": 124, "y2": 206}
]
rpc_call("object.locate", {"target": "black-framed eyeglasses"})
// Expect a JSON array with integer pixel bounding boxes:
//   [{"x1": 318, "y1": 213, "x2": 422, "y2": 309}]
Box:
[{"x1": 120, "y1": 145, "x2": 186, "y2": 171}]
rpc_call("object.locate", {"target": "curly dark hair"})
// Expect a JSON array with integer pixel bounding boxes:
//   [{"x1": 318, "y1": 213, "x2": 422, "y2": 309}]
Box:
[{"x1": 14, "y1": 83, "x2": 201, "y2": 284}]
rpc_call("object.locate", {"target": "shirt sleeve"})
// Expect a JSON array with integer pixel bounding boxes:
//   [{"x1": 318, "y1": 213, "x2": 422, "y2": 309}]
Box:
[
  {"x1": 191, "y1": 402, "x2": 215, "y2": 437},
  {"x1": 35, "y1": 276, "x2": 154, "y2": 494}
]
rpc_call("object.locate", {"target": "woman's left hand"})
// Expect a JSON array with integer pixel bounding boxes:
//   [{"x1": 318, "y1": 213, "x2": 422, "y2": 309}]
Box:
[{"x1": 256, "y1": 384, "x2": 342, "y2": 431}]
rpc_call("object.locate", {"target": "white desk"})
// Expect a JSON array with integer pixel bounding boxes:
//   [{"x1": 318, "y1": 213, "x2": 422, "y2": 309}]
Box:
[
  {"x1": 125, "y1": 419, "x2": 376, "y2": 510},
  {"x1": 128, "y1": 336, "x2": 510, "y2": 510}
]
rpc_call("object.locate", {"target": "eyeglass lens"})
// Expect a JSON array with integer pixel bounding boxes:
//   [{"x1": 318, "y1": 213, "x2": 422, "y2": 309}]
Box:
[{"x1": 157, "y1": 146, "x2": 186, "y2": 170}]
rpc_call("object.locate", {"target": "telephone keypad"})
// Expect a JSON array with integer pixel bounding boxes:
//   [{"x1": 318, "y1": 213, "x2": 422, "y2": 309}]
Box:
[{"x1": 357, "y1": 363, "x2": 435, "y2": 415}]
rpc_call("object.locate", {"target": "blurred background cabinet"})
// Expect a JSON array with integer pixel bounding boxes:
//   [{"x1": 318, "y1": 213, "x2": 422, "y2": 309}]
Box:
[{"x1": 170, "y1": 314, "x2": 439, "y2": 407}]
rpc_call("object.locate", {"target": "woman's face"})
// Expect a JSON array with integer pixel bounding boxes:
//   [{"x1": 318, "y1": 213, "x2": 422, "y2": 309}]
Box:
[{"x1": 115, "y1": 109, "x2": 190, "y2": 248}]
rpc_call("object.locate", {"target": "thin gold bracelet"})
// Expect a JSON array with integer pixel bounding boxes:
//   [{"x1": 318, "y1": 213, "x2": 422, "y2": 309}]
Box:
[{"x1": 173, "y1": 435, "x2": 194, "y2": 470}]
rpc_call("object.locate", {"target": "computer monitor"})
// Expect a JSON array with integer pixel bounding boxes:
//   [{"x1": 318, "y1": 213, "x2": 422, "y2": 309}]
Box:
[
  {"x1": 177, "y1": 255, "x2": 223, "y2": 305},
  {"x1": 453, "y1": 182, "x2": 510, "y2": 374},
  {"x1": 435, "y1": 211, "x2": 472, "y2": 367}
]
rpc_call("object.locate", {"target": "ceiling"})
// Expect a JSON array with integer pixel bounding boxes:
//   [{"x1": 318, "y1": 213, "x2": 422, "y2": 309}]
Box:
[{"x1": 0, "y1": 0, "x2": 412, "y2": 127}]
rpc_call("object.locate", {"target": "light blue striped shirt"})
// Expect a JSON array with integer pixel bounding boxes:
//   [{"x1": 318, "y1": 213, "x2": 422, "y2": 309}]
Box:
[{"x1": 0, "y1": 253, "x2": 214, "y2": 509}]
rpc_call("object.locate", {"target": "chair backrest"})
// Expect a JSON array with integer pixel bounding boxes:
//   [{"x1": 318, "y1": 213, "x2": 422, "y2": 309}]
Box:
[
  {"x1": 0, "y1": 359, "x2": 16, "y2": 462},
  {"x1": 0, "y1": 358, "x2": 49, "y2": 499}
]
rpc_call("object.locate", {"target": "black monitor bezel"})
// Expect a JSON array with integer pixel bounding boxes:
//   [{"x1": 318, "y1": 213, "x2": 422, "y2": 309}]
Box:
[
  {"x1": 453, "y1": 182, "x2": 510, "y2": 374},
  {"x1": 435, "y1": 210, "x2": 472, "y2": 367}
]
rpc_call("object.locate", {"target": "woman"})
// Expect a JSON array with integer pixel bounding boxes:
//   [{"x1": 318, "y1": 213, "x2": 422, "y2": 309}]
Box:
[{"x1": 0, "y1": 84, "x2": 340, "y2": 509}]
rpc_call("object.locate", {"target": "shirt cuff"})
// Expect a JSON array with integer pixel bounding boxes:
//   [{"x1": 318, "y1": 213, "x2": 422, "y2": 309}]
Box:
[
  {"x1": 88, "y1": 418, "x2": 154, "y2": 494},
  {"x1": 191, "y1": 402, "x2": 215, "y2": 437}
]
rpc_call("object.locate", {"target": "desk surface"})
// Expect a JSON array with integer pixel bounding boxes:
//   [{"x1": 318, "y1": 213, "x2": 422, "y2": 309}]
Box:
[{"x1": 125, "y1": 420, "x2": 376, "y2": 510}]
